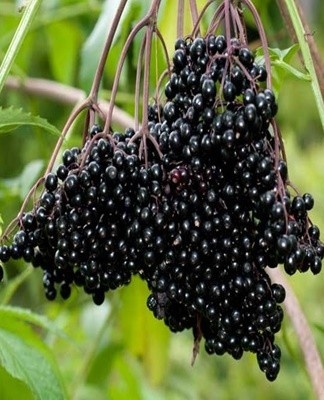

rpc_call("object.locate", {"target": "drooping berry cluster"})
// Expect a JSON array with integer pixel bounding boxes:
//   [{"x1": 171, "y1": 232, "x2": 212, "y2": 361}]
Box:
[
  {"x1": 0, "y1": 126, "x2": 163, "y2": 305},
  {"x1": 142, "y1": 35, "x2": 323, "y2": 381},
  {"x1": 0, "y1": 35, "x2": 323, "y2": 381}
]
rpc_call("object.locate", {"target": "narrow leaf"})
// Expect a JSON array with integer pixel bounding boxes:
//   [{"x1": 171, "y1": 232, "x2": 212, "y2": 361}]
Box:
[
  {"x1": 272, "y1": 60, "x2": 311, "y2": 81},
  {"x1": 0, "y1": 106, "x2": 60, "y2": 136}
]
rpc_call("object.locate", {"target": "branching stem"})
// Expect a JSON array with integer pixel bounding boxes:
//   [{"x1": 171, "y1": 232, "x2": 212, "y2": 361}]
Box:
[{"x1": 88, "y1": 0, "x2": 129, "y2": 102}]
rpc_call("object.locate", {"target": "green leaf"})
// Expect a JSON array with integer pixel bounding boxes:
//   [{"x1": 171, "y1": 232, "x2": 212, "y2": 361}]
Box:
[
  {"x1": 268, "y1": 44, "x2": 299, "y2": 63},
  {"x1": 0, "y1": 106, "x2": 60, "y2": 136},
  {"x1": 272, "y1": 59, "x2": 311, "y2": 82},
  {"x1": 255, "y1": 44, "x2": 299, "y2": 64},
  {"x1": 0, "y1": 311, "x2": 67, "y2": 400},
  {"x1": 255, "y1": 45, "x2": 310, "y2": 96}
]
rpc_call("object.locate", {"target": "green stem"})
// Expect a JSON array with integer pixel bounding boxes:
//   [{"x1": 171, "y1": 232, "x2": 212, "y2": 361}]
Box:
[
  {"x1": 284, "y1": 0, "x2": 324, "y2": 131},
  {"x1": 0, "y1": 0, "x2": 42, "y2": 94}
]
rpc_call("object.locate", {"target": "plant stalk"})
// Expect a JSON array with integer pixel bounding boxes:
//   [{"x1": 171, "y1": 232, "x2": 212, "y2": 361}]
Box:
[{"x1": 0, "y1": 0, "x2": 42, "y2": 94}]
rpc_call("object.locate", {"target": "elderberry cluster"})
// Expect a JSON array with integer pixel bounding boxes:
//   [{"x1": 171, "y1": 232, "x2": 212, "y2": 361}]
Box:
[
  {"x1": 0, "y1": 127, "x2": 163, "y2": 305},
  {"x1": 0, "y1": 35, "x2": 323, "y2": 382},
  {"x1": 142, "y1": 35, "x2": 323, "y2": 381}
]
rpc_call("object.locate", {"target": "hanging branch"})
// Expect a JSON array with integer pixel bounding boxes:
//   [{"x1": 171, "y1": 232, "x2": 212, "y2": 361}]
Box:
[
  {"x1": 103, "y1": 0, "x2": 163, "y2": 135},
  {"x1": 88, "y1": 0, "x2": 129, "y2": 103},
  {"x1": 241, "y1": 0, "x2": 272, "y2": 89}
]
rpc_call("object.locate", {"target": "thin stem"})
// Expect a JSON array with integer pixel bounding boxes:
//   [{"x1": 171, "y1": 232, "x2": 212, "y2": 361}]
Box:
[
  {"x1": 135, "y1": 35, "x2": 147, "y2": 131},
  {"x1": 0, "y1": 0, "x2": 42, "y2": 94},
  {"x1": 44, "y1": 101, "x2": 89, "y2": 176},
  {"x1": 154, "y1": 68, "x2": 169, "y2": 104},
  {"x1": 189, "y1": 0, "x2": 200, "y2": 36},
  {"x1": 141, "y1": 26, "x2": 154, "y2": 131},
  {"x1": 241, "y1": 0, "x2": 272, "y2": 89},
  {"x1": 224, "y1": 0, "x2": 232, "y2": 52},
  {"x1": 282, "y1": 0, "x2": 324, "y2": 132},
  {"x1": 230, "y1": 2, "x2": 247, "y2": 45},
  {"x1": 88, "y1": 0, "x2": 128, "y2": 102},
  {"x1": 177, "y1": 0, "x2": 185, "y2": 39},
  {"x1": 194, "y1": 0, "x2": 220, "y2": 37},
  {"x1": 268, "y1": 268, "x2": 324, "y2": 400},
  {"x1": 1, "y1": 176, "x2": 44, "y2": 241},
  {"x1": 207, "y1": 6, "x2": 225, "y2": 35},
  {"x1": 155, "y1": 28, "x2": 171, "y2": 75},
  {"x1": 103, "y1": 0, "x2": 162, "y2": 135},
  {"x1": 141, "y1": 25, "x2": 154, "y2": 167},
  {"x1": 1, "y1": 100, "x2": 92, "y2": 236}
]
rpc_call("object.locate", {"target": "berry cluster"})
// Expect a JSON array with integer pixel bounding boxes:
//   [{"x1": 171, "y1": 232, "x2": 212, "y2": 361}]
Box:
[
  {"x1": 0, "y1": 35, "x2": 323, "y2": 381},
  {"x1": 0, "y1": 127, "x2": 162, "y2": 305},
  {"x1": 143, "y1": 35, "x2": 323, "y2": 381}
]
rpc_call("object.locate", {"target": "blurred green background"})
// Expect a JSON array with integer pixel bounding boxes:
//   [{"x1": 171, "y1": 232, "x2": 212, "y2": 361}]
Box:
[{"x1": 1, "y1": 0, "x2": 324, "y2": 399}]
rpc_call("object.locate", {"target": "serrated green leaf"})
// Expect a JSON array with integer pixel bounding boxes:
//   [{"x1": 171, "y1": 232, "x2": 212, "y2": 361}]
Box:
[
  {"x1": 0, "y1": 107, "x2": 60, "y2": 136},
  {"x1": 268, "y1": 44, "x2": 299, "y2": 62},
  {"x1": 0, "y1": 313, "x2": 67, "y2": 400},
  {"x1": 256, "y1": 44, "x2": 299, "y2": 63}
]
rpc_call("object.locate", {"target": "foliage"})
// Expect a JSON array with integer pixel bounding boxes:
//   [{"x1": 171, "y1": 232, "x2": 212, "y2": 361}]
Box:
[{"x1": 0, "y1": 1, "x2": 324, "y2": 399}]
